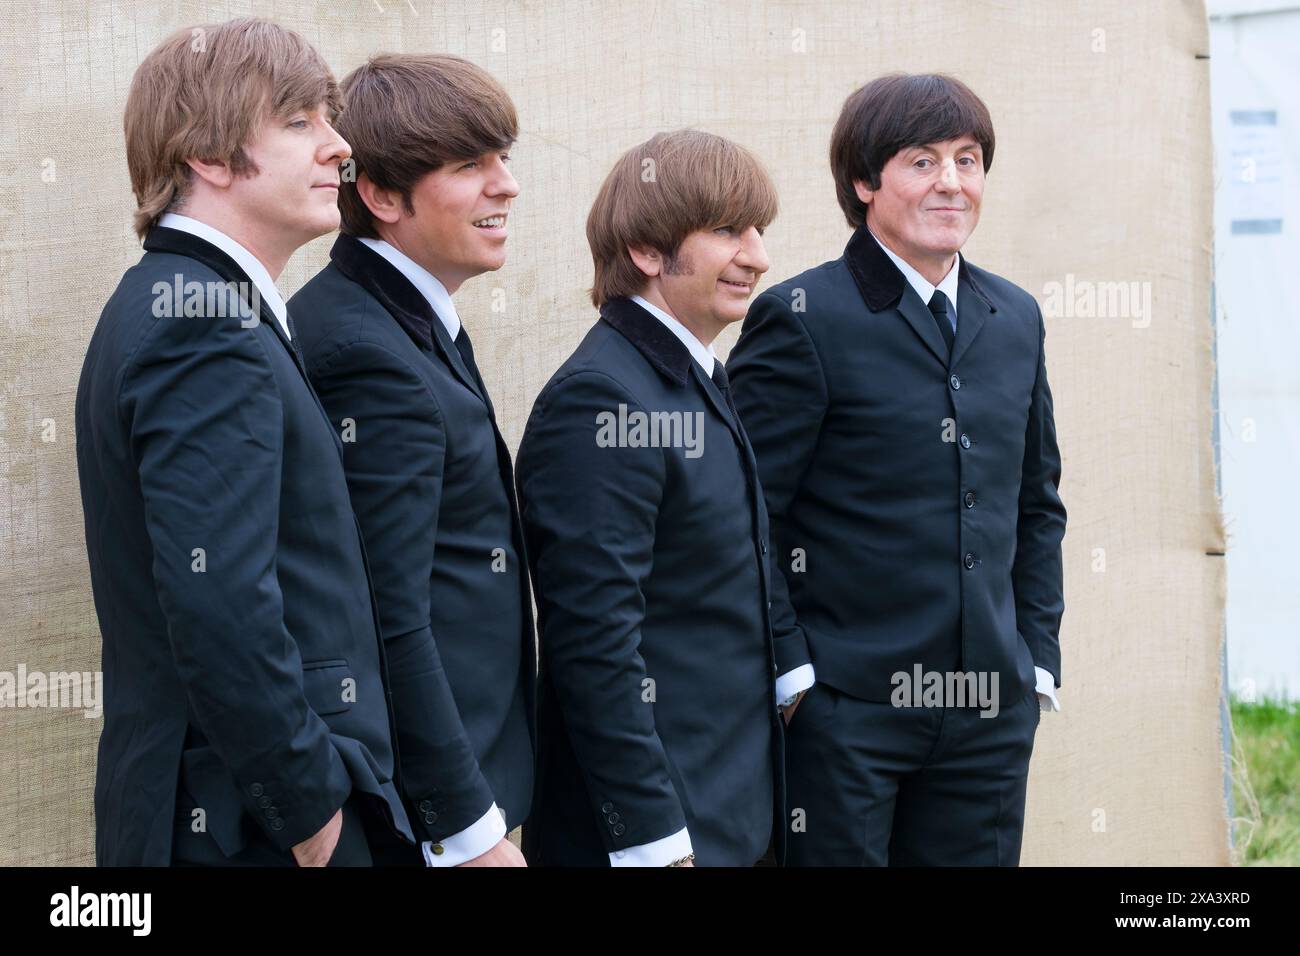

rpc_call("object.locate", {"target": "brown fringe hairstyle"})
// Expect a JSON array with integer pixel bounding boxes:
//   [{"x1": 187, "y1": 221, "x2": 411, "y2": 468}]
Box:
[
  {"x1": 586, "y1": 129, "x2": 778, "y2": 307},
  {"x1": 123, "y1": 17, "x2": 342, "y2": 239},
  {"x1": 829, "y1": 73, "x2": 995, "y2": 229},
  {"x1": 334, "y1": 54, "x2": 518, "y2": 239}
]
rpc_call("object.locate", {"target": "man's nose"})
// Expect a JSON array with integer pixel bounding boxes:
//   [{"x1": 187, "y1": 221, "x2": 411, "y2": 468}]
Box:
[
  {"x1": 321, "y1": 123, "x2": 351, "y2": 165},
  {"x1": 936, "y1": 157, "x2": 959, "y2": 191},
  {"x1": 736, "y1": 226, "x2": 770, "y2": 275},
  {"x1": 489, "y1": 156, "x2": 520, "y2": 198}
]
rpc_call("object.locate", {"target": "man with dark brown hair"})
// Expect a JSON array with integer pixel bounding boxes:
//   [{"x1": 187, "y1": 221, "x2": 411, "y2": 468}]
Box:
[
  {"x1": 517, "y1": 130, "x2": 785, "y2": 866},
  {"x1": 728, "y1": 74, "x2": 1066, "y2": 866},
  {"x1": 290, "y1": 53, "x2": 533, "y2": 867}
]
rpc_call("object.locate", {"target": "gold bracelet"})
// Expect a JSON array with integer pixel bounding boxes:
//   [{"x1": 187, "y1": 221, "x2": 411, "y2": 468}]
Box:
[{"x1": 667, "y1": 852, "x2": 695, "y2": 867}]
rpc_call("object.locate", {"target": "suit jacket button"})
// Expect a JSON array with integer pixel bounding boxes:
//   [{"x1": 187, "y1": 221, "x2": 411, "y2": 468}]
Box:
[
  {"x1": 964, "y1": 552, "x2": 976, "y2": 569},
  {"x1": 270, "y1": 818, "x2": 285, "y2": 831},
  {"x1": 760, "y1": 538, "x2": 767, "y2": 554},
  {"x1": 601, "y1": 802, "x2": 614, "y2": 814},
  {"x1": 613, "y1": 823, "x2": 626, "y2": 836},
  {"x1": 418, "y1": 799, "x2": 433, "y2": 812},
  {"x1": 964, "y1": 491, "x2": 976, "y2": 508},
  {"x1": 257, "y1": 796, "x2": 271, "y2": 808},
  {"x1": 959, "y1": 433, "x2": 971, "y2": 449},
  {"x1": 607, "y1": 812, "x2": 621, "y2": 824},
  {"x1": 250, "y1": 783, "x2": 264, "y2": 797},
  {"x1": 424, "y1": 811, "x2": 438, "y2": 825},
  {"x1": 950, "y1": 374, "x2": 961, "y2": 390}
]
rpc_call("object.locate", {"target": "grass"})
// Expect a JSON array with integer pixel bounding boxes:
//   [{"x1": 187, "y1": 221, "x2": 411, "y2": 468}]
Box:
[{"x1": 1229, "y1": 695, "x2": 1300, "y2": 866}]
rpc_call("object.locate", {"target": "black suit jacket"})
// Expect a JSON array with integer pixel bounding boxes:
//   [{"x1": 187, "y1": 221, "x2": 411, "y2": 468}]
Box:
[
  {"x1": 288, "y1": 235, "x2": 535, "y2": 839},
  {"x1": 517, "y1": 297, "x2": 784, "y2": 866},
  {"x1": 727, "y1": 227, "x2": 1066, "y2": 705},
  {"x1": 75, "y1": 226, "x2": 414, "y2": 865}
]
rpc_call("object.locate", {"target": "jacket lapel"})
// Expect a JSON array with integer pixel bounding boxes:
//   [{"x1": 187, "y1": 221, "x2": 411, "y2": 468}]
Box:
[
  {"x1": 950, "y1": 260, "x2": 997, "y2": 369},
  {"x1": 426, "y1": 306, "x2": 493, "y2": 414},
  {"x1": 898, "y1": 284, "x2": 951, "y2": 368},
  {"x1": 842, "y1": 225, "x2": 953, "y2": 370},
  {"x1": 692, "y1": 363, "x2": 749, "y2": 452},
  {"x1": 143, "y1": 226, "x2": 307, "y2": 379},
  {"x1": 143, "y1": 225, "x2": 345, "y2": 459},
  {"x1": 328, "y1": 234, "x2": 488, "y2": 406},
  {"x1": 600, "y1": 297, "x2": 750, "y2": 451}
]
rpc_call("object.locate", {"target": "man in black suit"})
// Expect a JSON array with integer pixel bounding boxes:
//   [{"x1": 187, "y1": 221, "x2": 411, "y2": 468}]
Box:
[
  {"x1": 517, "y1": 130, "x2": 785, "y2": 866},
  {"x1": 728, "y1": 74, "x2": 1067, "y2": 866},
  {"x1": 76, "y1": 19, "x2": 420, "y2": 866},
  {"x1": 289, "y1": 54, "x2": 534, "y2": 867}
]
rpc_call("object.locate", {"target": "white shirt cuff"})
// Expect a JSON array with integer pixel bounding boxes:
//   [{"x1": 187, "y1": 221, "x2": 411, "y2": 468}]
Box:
[
  {"x1": 421, "y1": 803, "x2": 506, "y2": 867},
  {"x1": 775, "y1": 663, "x2": 815, "y2": 708},
  {"x1": 1034, "y1": 666, "x2": 1060, "y2": 712},
  {"x1": 608, "y1": 827, "x2": 693, "y2": 867}
]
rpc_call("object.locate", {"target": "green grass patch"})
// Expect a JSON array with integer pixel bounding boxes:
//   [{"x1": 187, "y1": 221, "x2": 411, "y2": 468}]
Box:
[{"x1": 1230, "y1": 696, "x2": 1300, "y2": 866}]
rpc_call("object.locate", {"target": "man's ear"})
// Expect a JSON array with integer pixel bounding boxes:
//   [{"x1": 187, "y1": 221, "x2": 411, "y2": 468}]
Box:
[
  {"x1": 356, "y1": 172, "x2": 404, "y2": 226},
  {"x1": 627, "y1": 243, "x2": 662, "y2": 279},
  {"x1": 184, "y1": 157, "x2": 234, "y2": 190},
  {"x1": 852, "y1": 178, "x2": 875, "y2": 207}
]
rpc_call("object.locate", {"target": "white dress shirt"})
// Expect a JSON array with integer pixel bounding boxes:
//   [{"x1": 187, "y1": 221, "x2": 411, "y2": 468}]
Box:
[
  {"x1": 357, "y1": 236, "x2": 508, "y2": 866},
  {"x1": 869, "y1": 229, "x2": 1060, "y2": 712},
  {"x1": 156, "y1": 213, "x2": 291, "y2": 341}
]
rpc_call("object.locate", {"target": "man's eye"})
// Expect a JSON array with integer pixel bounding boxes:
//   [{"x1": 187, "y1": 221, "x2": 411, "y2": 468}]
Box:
[
  {"x1": 914, "y1": 158, "x2": 932, "y2": 169},
  {"x1": 290, "y1": 119, "x2": 310, "y2": 129},
  {"x1": 461, "y1": 161, "x2": 479, "y2": 170},
  {"x1": 716, "y1": 225, "x2": 736, "y2": 236}
]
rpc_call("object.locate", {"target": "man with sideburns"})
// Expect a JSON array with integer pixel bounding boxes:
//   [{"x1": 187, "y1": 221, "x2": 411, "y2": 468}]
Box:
[
  {"x1": 76, "y1": 18, "x2": 420, "y2": 866},
  {"x1": 290, "y1": 54, "x2": 534, "y2": 867},
  {"x1": 517, "y1": 130, "x2": 786, "y2": 867},
  {"x1": 727, "y1": 74, "x2": 1067, "y2": 866}
]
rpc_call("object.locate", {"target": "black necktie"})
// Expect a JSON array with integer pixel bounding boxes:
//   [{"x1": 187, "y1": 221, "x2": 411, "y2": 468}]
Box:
[
  {"x1": 454, "y1": 326, "x2": 488, "y2": 399},
  {"x1": 712, "y1": 362, "x2": 741, "y2": 424},
  {"x1": 927, "y1": 290, "x2": 956, "y2": 355}
]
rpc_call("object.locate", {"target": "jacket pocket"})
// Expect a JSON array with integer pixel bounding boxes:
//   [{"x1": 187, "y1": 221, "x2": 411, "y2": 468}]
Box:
[{"x1": 302, "y1": 659, "x2": 353, "y2": 717}]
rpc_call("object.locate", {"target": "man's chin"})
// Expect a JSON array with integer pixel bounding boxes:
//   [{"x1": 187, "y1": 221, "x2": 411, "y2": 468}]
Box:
[
  {"x1": 473, "y1": 253, "x2": 508, "y2": 275},
  {"x1": 299, "y1": 210, "x2": 341, "y2": 243},
  {"x1": 714, "y1": 304, "x2": 749, "y2": 327},
  {"x1": 923, "y1": 226, "x2": 973, "y2": 257}
]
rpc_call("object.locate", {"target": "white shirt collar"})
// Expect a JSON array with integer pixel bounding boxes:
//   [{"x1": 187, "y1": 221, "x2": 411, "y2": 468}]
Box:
[
  {"x1": 157, "y1": 213, "x2": 290, "y2": 339},
  {"x1": 358, "y1": 237, "x2": 461, "y2": 340},
  {"x1": 630, "y1": 294, "x2": 716, "y2": 376},
  {"x1": 869, "y1": 229, "x2": 961, "y2": 321}
]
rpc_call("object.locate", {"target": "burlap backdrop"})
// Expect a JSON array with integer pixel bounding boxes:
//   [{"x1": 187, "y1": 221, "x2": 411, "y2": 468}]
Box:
[{"x1": 0, "y1": 0, "x2": 1226, "y2": 865}]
